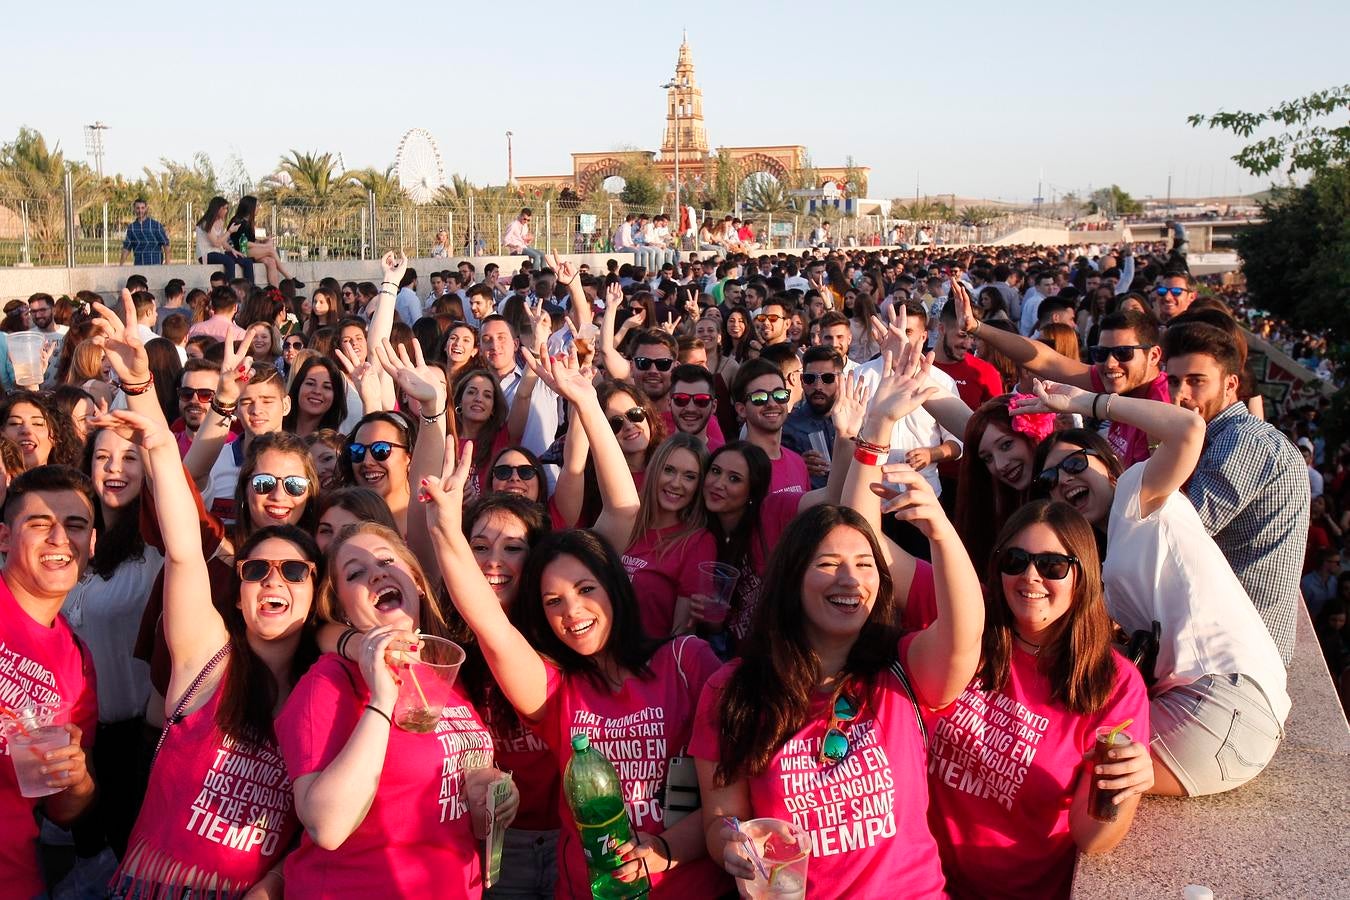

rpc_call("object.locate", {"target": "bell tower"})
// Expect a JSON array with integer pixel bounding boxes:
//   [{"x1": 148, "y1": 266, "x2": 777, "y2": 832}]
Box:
[{"x1": 660, "y1": 31, "x2": 709, "y2": 164}]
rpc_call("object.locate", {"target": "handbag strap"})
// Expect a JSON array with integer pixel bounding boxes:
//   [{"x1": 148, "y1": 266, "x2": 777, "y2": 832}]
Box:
[
  {"x1": 153, "y1": 644, "x2": 232, "y2": 763},
  {"x1": 889, "y1": 658, "x2": 929, "y2": 751}
]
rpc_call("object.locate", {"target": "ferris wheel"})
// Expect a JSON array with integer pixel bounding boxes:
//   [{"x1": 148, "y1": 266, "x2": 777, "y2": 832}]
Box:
[{"x1": 394, "y1": 128, "x2": 445, "y2": 204}]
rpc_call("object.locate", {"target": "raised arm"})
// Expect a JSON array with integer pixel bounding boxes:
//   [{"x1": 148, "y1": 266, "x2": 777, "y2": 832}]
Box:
[
  {"x1": 424, "y1": 442, "x2": 551, "y2": 720},
  {"x1": 600, "y1": 282, "x2": 633, "y2": 382},
  {"x1": 523, "y1": 347, "x2": 639, "y2": 548},
  {"x1": 549, "y1": 251, "x2": 592, "y2": 334},
  {"x1": 951, "y1": 279, "x2": 1093, "y2": 388},
  {"x1": 366, "y1": 250, "x2": 405, "y2": 347},
  {"x1": 1012, "y1": 379, "x2": 1205, "y2": 518}
]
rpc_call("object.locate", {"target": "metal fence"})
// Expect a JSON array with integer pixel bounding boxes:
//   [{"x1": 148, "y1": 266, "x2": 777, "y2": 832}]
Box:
[{"x1": 0, "y1": 183, "x2": 1048, "y2": 268}]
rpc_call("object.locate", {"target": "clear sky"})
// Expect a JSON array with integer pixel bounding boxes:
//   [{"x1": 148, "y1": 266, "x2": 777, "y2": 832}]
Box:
[{"x1": 4, "y1": 0, "x2": 1345, "y2": 204}]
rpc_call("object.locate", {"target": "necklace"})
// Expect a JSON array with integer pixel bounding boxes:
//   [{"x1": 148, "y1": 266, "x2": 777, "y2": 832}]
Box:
[{"x1": 1014, "y1": 633, "x2": 1042, "y2": 656}]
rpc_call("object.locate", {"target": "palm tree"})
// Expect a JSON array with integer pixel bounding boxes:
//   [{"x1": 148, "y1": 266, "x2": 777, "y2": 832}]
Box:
[
  {"x1": 742, "y1": 174, "x2": 791, "y2": 215},
  {"x1": 260, "y1": 151, "x2": 353, "y2": 257},
  {"x1": 0, "y1": 127, "x2": 99, "y2": 264}
]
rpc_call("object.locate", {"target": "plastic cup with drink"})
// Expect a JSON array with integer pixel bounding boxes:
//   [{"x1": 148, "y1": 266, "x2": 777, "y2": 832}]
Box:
[
  {"x1": 1087, "y1": 720, "x2": 1133, "y2": 822},
  {"x1": 8, "y1": 332, "x2": 46, "y2": 387},
  {"x1": 696, "y1": 561, "x2": 740, "y2": 626},
  {"x1": 735, "y1": 817, "x2": 810, "y2": 899},
  {"x1": 389, "y1": 635, "x2": 465, "y2": 733},
  {"x1": 1, "y1": 703, "x2": 72, "y2": 798}
]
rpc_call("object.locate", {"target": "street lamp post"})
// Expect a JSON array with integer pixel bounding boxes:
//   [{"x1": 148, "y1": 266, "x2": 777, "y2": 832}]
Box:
[
  {"x1": 660, "y1": 80, "x2": 680, "y2": 217},
  {"x1": 506, "y1": 131, "x2": 514, "y2": 186}
]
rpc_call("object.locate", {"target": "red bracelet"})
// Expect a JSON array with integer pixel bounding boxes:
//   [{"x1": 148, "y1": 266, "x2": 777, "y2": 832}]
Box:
[
  {"x1": 854, "y1": 445, "x2": 886, "y2": 467},
  {"x1": 854, "y1": 436, "x2": 890, "y2": 455},
  {"x1": 120, "y1": 379, "x2": 153, "y2": 396}
]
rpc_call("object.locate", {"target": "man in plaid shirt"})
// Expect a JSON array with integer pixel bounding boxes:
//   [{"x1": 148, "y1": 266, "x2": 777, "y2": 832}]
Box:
[
  {"x1": 1163, "y1": 320, "x2": 1309, "y2": 665},
  {"x1": 119, "y1": 197, "x2": 170, "y2": 265}
]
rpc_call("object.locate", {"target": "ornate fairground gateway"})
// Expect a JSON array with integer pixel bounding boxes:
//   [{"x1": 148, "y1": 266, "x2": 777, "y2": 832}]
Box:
[{"x1": 513, "y1": 33, "x2": 868, "y2": 199}]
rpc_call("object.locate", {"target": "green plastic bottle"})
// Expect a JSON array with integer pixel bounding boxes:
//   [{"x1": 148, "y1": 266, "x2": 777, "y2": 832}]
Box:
[{"x1": 564, "y1": 733, "x2": 650, "y2": 899}]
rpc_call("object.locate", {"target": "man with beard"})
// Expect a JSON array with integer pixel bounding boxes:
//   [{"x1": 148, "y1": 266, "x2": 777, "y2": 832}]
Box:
[
  {"x1": 782, "y1": 346, "x2": 843, "y2": 489},
  {"x1": 626, "y1": 330, "x2": 678, "y2": 414},
  {"x1": 667, "y1": 364, "x2": 723, "y2": 451},
  {"x1": 171, "y1": 358, "x2": 236, "y2": 456}
]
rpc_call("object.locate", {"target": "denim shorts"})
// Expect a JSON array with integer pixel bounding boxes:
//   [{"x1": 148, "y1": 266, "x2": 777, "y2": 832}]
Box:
[
  {"x1": 1149, "y1": 673, "x2": 1283, "y2": 797},
  {"x1": 485, "y1": 828, "x2": 559, "y2": 899}
]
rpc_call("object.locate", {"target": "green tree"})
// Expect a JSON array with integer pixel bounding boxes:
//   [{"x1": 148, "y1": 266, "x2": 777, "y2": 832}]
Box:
[
  {"x1": 1087, "y1": 185, "x2": 1141, "y2": 216},
  {"x1": 706, "y1": 149, "x2": 738, "y2": 212},
  {"x1": 742, "y1": 174, "x2": 790, "y2": 215},
  {"x1": 1189, "y1": 84, "x2": 1350, "y2": 178},
  {"x1": 0, "y1": 127, "x2": 100, "y2": 264},
  {"x1": 262, "y1": 151, "x2": 348, "y2": 207},
  {"x1": 616, "y1": 153, "x2": 663, "y2": 209},
  {"x1": 842, "y1": 156, "x2": 868, "y2": 198}
]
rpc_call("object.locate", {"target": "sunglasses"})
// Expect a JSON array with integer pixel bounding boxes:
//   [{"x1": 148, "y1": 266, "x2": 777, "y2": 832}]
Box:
[
  {"x1": 347, "y1": 440, "x2": 408, "y2": 463},
  {"x1": 177, "y1": 387, "x2": 215, "y2": 403},
  {"x1": 1088, "y1": 344, "x2": 1151, "y2": 364},
  {"x1": 608, "y1": 407, "x2": 647, "y2": 433},
  {"x1": 746, "y1": 388, "x2": 791, "y2": 406},
  {"x1": 800, "y1": 372, "x2": 837, "y2": 386},
  {"x1": 491, "y1": 464, "x2": 537, "y2": 482},
  {"x1": 757, "y1": 313, "x2": 785, "y2": 324},
  {"x1": 1154, "y1": 286, "x2": 1187, "y2": 297},
  {"x1": 284, "y1": 340, "x2": 305, "y2": 350},
  {"x1": 819, "y1": 685, "x2": 861, "y2": 766},
  {"x1": 671, "y1": 392, "x2": 712, "y2": 409},
  {"x1": 633, "y1": 356, "x2": 674, "y2": 372},
  {"x1": 236, "y1": 558, "x2": 315, "y2": 584},
  {"x1": 998, "y1": 547, "x2": 1079, "y2": 580},
  {"x1": 1036, "y1": 447, "x2": 1102, "y2": 490},
  {"x1": 251, "y1": 473, "x2": 311, "y2": 497}
]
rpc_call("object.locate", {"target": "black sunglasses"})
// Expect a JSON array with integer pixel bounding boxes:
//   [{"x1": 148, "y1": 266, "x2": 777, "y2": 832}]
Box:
[
  {"x1": 491, "y1": 464, "x2": 537, "y2": 482},
  {"x1": 746, "y1": 388, "x2": 791, "y2": 406},
  {"x1": 801, "y1": 372, "x2": 838, "y2": 386},
  {"x1": 998, "y1": 548, "x2": 1079, "y2": 580},
  {"x1": 237, "y1": 558, "x2": 315, "y2": 584},
  {"x1": 347, "y1": 440, "x2": 408, "y2": 463},
  {"x1": 671, "y1": 392, "x2": 712, "y2": 408},
  {"x1": 608, "y1": 407, "x2": 647, "y2": 433},
  {"x1": 177, "y1": 387, "x2": 215, "y2": 403},
  {"x1": 251, "y1": 473, "x2": 311, "y2": 497},
  {"x1": 1037, "y1": 448, "x2": 1102, "y2": 490},
  {"x1": 633, "y1": 356, "x2": 675, "y2": 372},
  {"x1": 1089, "y1": 344, "x2": 1152, "y2": 364}
]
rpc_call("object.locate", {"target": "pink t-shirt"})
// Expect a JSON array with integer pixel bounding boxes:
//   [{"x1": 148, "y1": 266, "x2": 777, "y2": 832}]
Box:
[
  {"x1": 276, "y1": 654, "x2": 495, "y2": 898},
  {"x1": 924, "y1": 648, "x2": 1149, "y2": 899},
  {"x1": 767, "y1": 445, "x2": 812, "y2": 496},
  {"x1": 116, "y1": 651, "x2": 298, "y2": 898},
  {"x1": 533, "y1": 636, "x2": 730, "y2": 898},
  {"x1": 689, "y1": 643, "x2": 947, "y2": 900},
  {"x1": 723, "y1": 492, "x2": 800, "y2": 647},
  {"x1": 1089, "y1": 369, "x2": 1169, "y2": 467},
  {"x1": 0, "y1": 575, "x2": 98, "y2": 900},
  {"x1": 899, "y1": 560, "x2": 938, "y2": 633},
  {"x1": 481, "y1": 701, "x2": 559, "y2": 831},
  {"x1": 622, "y1": 526, "x2": 718, "y2": 638}
]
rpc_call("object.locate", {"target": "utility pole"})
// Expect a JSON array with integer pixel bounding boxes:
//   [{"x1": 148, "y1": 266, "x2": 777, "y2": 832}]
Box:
[
  {"x1": 84, "y1": 121, "x2": 108, "y2": 178},
  {"x1": 505, "y1": 131, "x2": 514, "y2": 187}
]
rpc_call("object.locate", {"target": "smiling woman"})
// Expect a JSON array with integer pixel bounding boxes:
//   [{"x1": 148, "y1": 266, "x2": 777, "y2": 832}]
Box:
[{"x1": 0, "y1": 392, "x2": 83, "y2": 471}]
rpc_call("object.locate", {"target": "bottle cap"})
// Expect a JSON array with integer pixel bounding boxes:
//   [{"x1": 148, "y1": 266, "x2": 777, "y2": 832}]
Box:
[{"x1": 571, "y1": 733, "x2": 591, "y2": 752}]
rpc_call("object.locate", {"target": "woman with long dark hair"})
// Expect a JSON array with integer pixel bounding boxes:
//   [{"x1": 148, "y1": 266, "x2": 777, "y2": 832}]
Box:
[
  {"x1": 283, "y1": 355, "x2": 347, "y2": 436},
  {"x1": 194, "y1": 195, "x2": 253, "y2": 282},
  {"x1": 229, "y1": 195, "x2": 299, "y2": 286},
  {"x1": 425, "y1": 387, "x2": 727, "y2": 897},
  {"x1": 1018, "y1": 379, "x2": 1288, "y2": 801},
  {"x1": 953, "y1": 395, "x2": 1039, "y2": 576},
  {"x1": 485, "y1": 444, "x2": 548, "y2": 506},
  {"x1": 454, "y1": 368, "x2": 511, "y2": 496},
  {"x1": 1, "y1": 391, "x2": 83, "y2": 469},
  {"x1": 445, "y1": 322, "x2": 481, "y2": 388},
  {"x1": 306, "y1": 286, "x2": 342, "y2": 335},
  {"x1": 723, "y1": 307, "x2": 755, "y2": 363},
  {"x1": 144, "y1": 337, "x2": 183, "y2": 426},
  {"x1": 920, "y1": 500, "x2": 1152, "y2": 898}
]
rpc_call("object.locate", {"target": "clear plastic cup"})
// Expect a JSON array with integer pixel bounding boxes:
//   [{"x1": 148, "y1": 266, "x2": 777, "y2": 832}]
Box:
[
  {"x1": 698, "y1": 561, "x2": 740, "y2": 625},
  {"x1": 739, "y1": 817, "x2": 810, "y2": 899},
  {"x1": 1, "y1": 704, "x2": 71, "y2": 798},
  {"x1": 8, "y1": 332, "x2": 45, "y2": 387},
  {"x1": 390, "y1": 635, "x2": 466, "y2": 733}
]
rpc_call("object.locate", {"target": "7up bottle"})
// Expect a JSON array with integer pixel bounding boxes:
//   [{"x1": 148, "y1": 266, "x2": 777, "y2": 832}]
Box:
[{"x1": 564, "y1": 733, "x2": 650, "y2": 898}]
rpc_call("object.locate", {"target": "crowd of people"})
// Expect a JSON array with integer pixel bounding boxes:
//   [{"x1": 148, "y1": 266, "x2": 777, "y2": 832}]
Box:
[{"x1": 0, "y1": 210, "x2": 1338, "y2": 899}]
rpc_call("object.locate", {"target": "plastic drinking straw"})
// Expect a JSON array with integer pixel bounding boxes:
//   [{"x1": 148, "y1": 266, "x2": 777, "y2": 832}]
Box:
[
  {"x1": 723, "y1": 817, "x2": 769, "y2": 879},
  {"x1": 0, "y1": 704, "x2": 34, "y2": 737},
  {"x1": 1106, "y1": 718, "x2": 1134, "y2": 746}
]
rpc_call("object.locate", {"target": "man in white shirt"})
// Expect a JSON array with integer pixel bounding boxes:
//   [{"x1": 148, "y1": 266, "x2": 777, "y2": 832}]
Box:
[
  {"x1": 394, "y1": 269, "x2": 422, "y2": 326},
  {"x1": 478, "y1": 314, "x2": 560, "y2": 460},
  {"x1": 1018, "y1": 271, "x2": 1056, "y2": 337},
  {"x1": 132, "y1": 290, "x2": 159, "y2": 344},
  {"x1": 612, "y1": 214, "x2": 638, "y2": 254}
]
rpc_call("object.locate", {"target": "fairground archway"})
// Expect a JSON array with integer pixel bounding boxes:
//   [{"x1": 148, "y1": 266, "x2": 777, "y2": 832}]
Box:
[{"x1": 578, "y1": 158, "x2": 625, "y2": 195}]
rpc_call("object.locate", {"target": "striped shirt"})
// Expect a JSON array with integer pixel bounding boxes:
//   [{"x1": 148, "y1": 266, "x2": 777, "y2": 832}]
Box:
[
  {"x1": 1185, "y1": 402, "x2": 1309, "y2": 665},
  {"x1": 123, "y1": 217, "x2": 169, "y2": 264}
]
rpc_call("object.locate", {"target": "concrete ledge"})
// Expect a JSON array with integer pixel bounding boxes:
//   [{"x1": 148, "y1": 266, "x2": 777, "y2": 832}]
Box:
[{"x1": 1072, "y1": 604, "x2": 1350, "y2": 899}]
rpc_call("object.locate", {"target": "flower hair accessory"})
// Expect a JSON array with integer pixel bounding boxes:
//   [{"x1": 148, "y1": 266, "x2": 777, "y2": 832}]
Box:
[{"x1": 1009, "y1": 393, "x2": 1056, "y2": 444}]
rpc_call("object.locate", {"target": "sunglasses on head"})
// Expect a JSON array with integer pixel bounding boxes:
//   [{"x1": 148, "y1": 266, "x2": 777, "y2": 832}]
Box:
[
  {"x1": 1036, "y1": 447, "x2": 1102, "y2": 490},
  {"x1": 671, "y1": 392, "x2": 712, "y2": 409},
  {"x1": 1088, "y1": 344, "x2": 1151, "y2": 364},
  {"x1": 1154, "y1": 286, "x2": 1187, "y2": 297},
  {"x1": 177, "y1": 387, "x2": 215, "y2": 403},
  {"x1": 998, "y1": 547, "x2": 1079, "y2": 580},
  {"x1": 251, "y1": 473, "x2": 311, "y2": 497},
  {"x1": 491, "y1": 464, "x2": 537, "y2": 482},
  {"x1": 237, "y1": 558, "x2": 315, "y2": 584},
  {"x1": 608, "y1": 407, "x2": 647, "y2": 432},
  {"x1": 819, "y1": 684, "x2": 861, "y2": 766},
  {"x1": 347, "y1": 440, "x2": 408, "y2": 463},
  {"x1": 746, "y1": 388, "x2": 791, "y2": 406},
  {"x1": 801, "y1": 372, "x2": 837, "y2": 386},
  {"x1": 633, "y1": 356, "x2": 674, "y2": 372}
]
